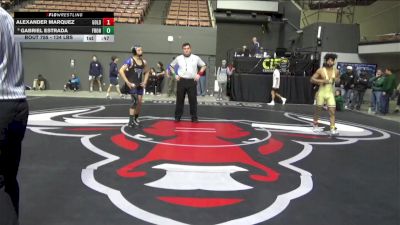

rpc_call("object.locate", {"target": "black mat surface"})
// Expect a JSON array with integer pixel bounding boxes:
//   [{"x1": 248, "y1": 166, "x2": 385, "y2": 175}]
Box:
[{"x1": 2, "y1": 97, "x2": 398, "y2": 225}]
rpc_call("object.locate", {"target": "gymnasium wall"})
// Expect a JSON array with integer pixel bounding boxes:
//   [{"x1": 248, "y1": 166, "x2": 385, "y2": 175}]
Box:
[
  {"x1": 215, "y1": 0, "x2": 302, "y2": 65},
  {"x1": 22, "y1": 24, "x2": 217, "y2": 91},
  {"x1": 300, "y1": 22, "x2": 360, "y2": 53}
]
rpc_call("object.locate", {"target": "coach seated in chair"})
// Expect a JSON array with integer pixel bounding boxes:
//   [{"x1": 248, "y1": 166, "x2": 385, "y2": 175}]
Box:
[{"x1": 63, "y1": 73, "x2": 80, "y2": 92}]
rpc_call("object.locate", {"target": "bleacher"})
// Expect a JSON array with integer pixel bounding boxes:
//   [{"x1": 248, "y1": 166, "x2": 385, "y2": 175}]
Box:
[
  {"x1": 165, "y1": 0, "x2": 211, "y2": 27},
  {"x1": 1, "y1": 0, "x2": 15, "y2": 9},
  {"x1": 1, "y1": 0, "x2": 12, "y2": 5},
  {"x1": 16, "y1": 0, "x2": 150, "y2": 24}
]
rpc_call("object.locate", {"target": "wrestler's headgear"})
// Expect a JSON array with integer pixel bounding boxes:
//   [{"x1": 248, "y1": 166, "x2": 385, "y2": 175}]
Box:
[{"x1": 131, "y1": 45, "x2": 142, "y2": 56}]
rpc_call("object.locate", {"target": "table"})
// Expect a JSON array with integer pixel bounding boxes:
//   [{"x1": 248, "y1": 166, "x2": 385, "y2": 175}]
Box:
[
  {"x1": 230, "y1": 73, "x2": 314, "y2": 104},
  {"x1": 233, "y1": 57, "x2": 289, "y2": 74}
]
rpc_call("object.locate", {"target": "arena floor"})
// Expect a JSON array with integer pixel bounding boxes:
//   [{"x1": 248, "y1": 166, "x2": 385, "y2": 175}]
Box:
[{"x1": 1, "y1": 95, "x2": 399, "y2": 225}]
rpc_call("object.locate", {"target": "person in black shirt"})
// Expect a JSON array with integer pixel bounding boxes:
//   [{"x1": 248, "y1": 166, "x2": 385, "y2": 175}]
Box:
[
  {"x1": 89, "y1": 55, "x2": 103, "y2": 92},
  {"x1": 340, "y1": 66, "x2": 356, "y2": 109},
  {"x1": 250, "y1": 37, "x2": 260, "y2": 56},
  {"x1": 146, "y1": 67, "x2": 157, "y2": 95},
  {"x1": 353, "y1": 70, "x2": 369, "y2": 110},
  {"x1": 106, "y1": 56, "x2": 123, "y2": 99},
  {"x1": 119, "y1": 45, "x2": 150, "y2": 127},
  {"x1": 155, "y1": 62, "x2": 166, "y2": 95},
  {"x1": 238, "y1": 45, "x2": 250, "y2": 57}
]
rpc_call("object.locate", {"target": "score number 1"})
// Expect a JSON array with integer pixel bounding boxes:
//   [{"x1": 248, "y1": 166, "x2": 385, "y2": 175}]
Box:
[{"x1": 103, "y1": 18, "x2": 115, "y2": 26}]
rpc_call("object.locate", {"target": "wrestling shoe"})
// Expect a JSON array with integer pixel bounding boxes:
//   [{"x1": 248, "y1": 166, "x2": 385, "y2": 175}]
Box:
[
  {"x1": 128, "y1": 121, "x2": 136, "y2": 128},
  {"x1": 134, "y1": 118, "x2": 143, "y2": 128},
  {"x1": 330, "y1": 127, "x2": 339, "y2": 136},
  {"x1": 267, "y1": 101, "x2": 275, "y2": 106},
  {"x1": 312, "y1": 125, "x2": 323, "y2": 133}
]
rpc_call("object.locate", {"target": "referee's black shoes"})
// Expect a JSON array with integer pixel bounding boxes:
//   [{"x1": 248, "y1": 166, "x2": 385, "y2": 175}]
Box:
[
  {"x1": 175, "y1": 117, "x2": 181, "y2": 122},
  {"x1": 191, "y1": 117, "x2": 198, "y2": 123}
]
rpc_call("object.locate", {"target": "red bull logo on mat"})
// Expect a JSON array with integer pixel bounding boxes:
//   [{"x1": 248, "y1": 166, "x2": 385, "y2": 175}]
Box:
[{"x1": 27, "y1": 105, "x2": 391, "y2": 224}]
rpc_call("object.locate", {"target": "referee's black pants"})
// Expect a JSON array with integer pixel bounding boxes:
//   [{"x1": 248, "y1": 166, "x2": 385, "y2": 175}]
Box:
[
  {"x1": 175, "y1": 78, "x2": 197, "y2": 120},
  {"x1": 0, "y1": 99, "x2": 29, "y2": 216}
]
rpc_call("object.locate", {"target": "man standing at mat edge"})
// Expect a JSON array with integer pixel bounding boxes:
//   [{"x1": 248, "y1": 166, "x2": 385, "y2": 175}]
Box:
[
  {"x1": 310, "y1": 53, "x2": 340, "y2": 135},
  {"x1": 170, "y1": 43, "x2": 206, "y2": 122},
  {"x1": 0, "y1": 6, "x2": 29, "y2": 217},
  {"x1": 267, "y1": 64, "x2": 287, "y2": 106}
]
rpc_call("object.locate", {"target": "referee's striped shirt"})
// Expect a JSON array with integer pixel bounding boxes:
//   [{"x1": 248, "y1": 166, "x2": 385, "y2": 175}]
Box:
[{"x1": 0, "y1": 7, "x2": 25, "y2": 100}]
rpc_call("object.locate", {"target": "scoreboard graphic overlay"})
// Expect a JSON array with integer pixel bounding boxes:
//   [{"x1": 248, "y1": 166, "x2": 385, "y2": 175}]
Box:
[{"x1": 14, "y1": 12, "x2": 114, "y2": 42}]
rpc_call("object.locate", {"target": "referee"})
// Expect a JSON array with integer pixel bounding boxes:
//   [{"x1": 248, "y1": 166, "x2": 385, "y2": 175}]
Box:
[
  {"x1": 170, "y1": 43, "x2": 206, "y2": 122},
  {"x1": 0, "y1": 7, "x2": 29, "y2": 217}
]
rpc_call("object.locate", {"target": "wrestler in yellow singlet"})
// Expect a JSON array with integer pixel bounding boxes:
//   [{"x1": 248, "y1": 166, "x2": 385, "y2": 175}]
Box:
[
  {"x1": 310, "y1": 53, "x2": 340, "y2": 135},
  {"x1": 316, "y1": 67, "x2": 336, "y2": 107}
]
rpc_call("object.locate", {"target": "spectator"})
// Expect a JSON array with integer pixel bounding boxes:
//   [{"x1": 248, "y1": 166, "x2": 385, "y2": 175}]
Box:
[
  {"x1": 394, "y1": 83, "x2": 400, "y2": 113},
  {"x1": 89, "y1": 55, "x2": 103, "y2": 92},
  {"x1": 226, "y1": 62, "x2": 235, "y2": 97},
  {"x1": 166, "y1": 57, "x2": 179, "y2": 97},
  {"x1": 380, "y1": 68, "x2": 397, "y2": 114},
  {"x1": 340, "y1": 66, "x2": 356, "y2": 109},
  {"x1": 197, "y1": 67, "x2": 207, "y2": 96},
  {"x1": 353, "y1": 70, "x2": 369, "y2": 110},
  {"x1": 146, "y1": 67, "x2": 157, "y2": 95},
  {"x1": 239, "y1": 45, "x2": 250, "y2": 57},
  {"x1": 106, "y1": 56, "x2": 123, "y2": 99},
  {"x1": 335, "y1": 89, "x2": 344, "y2": 111},
  {"x1": 250, "y1": 37, "x2": 260, "y2": 56},
  {"x1": 312, "y1": 85, "x2": 319, "y2": 105},
  {"x1": 368, "y1": 69, "x2": 384, "y2": 114},
  {"x1": 215, "y1": 59, "x2": 228, "y2": 101},
  {"x1": 267, "y1": 64, "x2": 287, "y2": 105},
  {"x1": 155, "y1": 62, "x2": 165, "y2": 95},
  {"x1": 63, "y1": 73, "x2": 80, "y2": 92},
  {"x1": 32, "y1": 74, "x2": 46, "y2": 91}
]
